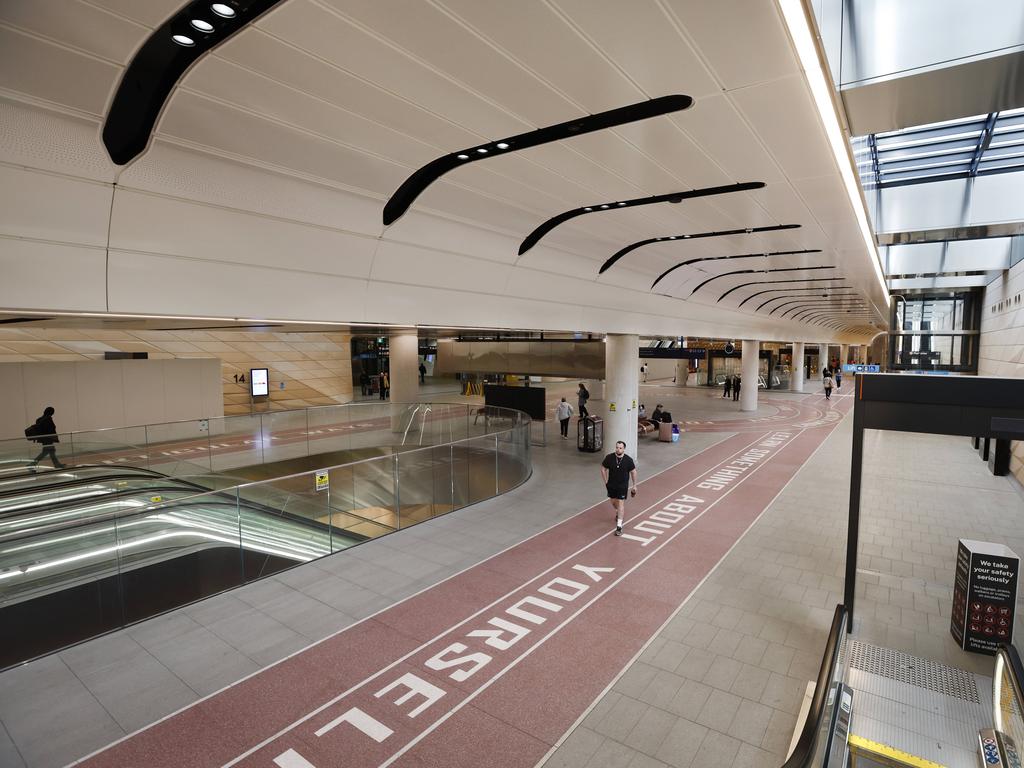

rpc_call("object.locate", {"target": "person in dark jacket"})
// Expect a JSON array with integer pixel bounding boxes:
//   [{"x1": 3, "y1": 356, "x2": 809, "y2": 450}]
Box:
[{"x1": 29, "y1": 406, "x2": 67, "y2": 470}]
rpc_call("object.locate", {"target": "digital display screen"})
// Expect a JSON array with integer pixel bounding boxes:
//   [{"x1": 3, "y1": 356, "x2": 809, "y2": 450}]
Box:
[{"x1": 251, "y1": 368, "x2": 269, "y2": 397}]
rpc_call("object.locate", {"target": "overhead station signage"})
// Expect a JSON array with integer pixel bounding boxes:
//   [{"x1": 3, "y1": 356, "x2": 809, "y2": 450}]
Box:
[{"x1": 638, "y1": 348, "x2": 706, "y2": 360}]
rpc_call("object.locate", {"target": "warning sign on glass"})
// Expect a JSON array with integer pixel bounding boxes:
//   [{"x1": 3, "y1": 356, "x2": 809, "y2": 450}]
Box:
[
  {"x1": 951, "y1": 539, "x2": 1018, "y2": 654},
  {"x1": 250, "y1": 368, "x2": 269, "y2": 397}
]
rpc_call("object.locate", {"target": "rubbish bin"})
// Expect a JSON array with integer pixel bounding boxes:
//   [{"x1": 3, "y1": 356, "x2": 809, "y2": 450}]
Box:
[{"x1": 578, "y1": 416, "x2": 603, "y2": 453}]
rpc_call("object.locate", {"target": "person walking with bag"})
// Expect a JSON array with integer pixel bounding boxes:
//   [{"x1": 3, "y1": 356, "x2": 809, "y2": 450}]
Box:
[
  {"x1": 555, "y1": 397, "x2": 574, "y2": 439},
  {"x1": 27, "y1": 406, "x2": 67, "y2": 471},
  {"x1": 600, "y1": 440, "x2": 637, "y2": 536},
  {"x1": 577, "y1": 383, "x2": 590, "y2": 418},
  {"x1": 823, "y1": 371, "x2": 835, "y2": 400}
]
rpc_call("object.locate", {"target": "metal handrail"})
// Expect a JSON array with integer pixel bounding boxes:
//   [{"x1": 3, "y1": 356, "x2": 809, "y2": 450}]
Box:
[
  {"x1": 0, "y1": 409, "x2": 531, "y2": 544},
  {"x1": 994, "y1": 643, "x2": 1024, "y2": 734},
  {"x1": 781, "y1": 604, "x2": 848, "y2": 767}
]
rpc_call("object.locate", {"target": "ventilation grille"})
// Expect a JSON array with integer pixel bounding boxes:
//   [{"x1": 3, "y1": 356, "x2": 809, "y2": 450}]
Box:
[{"x1": 847, "y1": 641, "x2": 981, "y2": 703}]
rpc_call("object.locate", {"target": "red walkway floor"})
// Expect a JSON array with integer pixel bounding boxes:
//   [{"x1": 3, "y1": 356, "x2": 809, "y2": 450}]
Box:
[{"x1": 77, "y1": 396, "x2": 850, "y2": 768}]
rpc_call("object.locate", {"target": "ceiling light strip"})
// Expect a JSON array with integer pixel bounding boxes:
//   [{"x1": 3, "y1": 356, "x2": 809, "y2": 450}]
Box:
[
  {"x1": 757, "y1": 293, "x2": 859, "y2": 312},
  {"x1": 382, "y1": 95, "x2": 693, "y2": 226},
  {"x1": 104, "y1": 1, "x2": 284, "y2": 165},
  {"x1": 667, "y1": 265, "x2": 835, "y2": 296},
  {"x1": 597, "y1": 224, "x2": 802, "y2": 274},
  {"x1": 648, "y1": 248, "x2": 821, "y2": 288},
  {"x1": 777, "y1": 0, "x2": 889, "y2": 306},
  {"x1": 737, "y1": 283, "x2": 850, "y2": 308},
  {"x1": 520, "y1": 181, "x2": 766, "y2": 255}
]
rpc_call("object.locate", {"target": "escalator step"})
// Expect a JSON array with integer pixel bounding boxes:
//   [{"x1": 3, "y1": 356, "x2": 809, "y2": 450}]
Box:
[{"x1": 848, "y1": 734, "x2": 948, "y2": 768}]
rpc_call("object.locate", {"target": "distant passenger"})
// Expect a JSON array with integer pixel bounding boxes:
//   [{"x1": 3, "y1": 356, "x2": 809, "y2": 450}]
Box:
[
  {"x1": 418, "y1": 362, "x2": 426, "y2": 384},
  {"x1": 722, "y1": 376, "x2": 732, "y2": 398},
  {"x1": 823, "y1": 372, "x2": 834, "y2": 400},
  {"x1": 640, "y1": 363, "x2": 648, "y2": 382},
  {"x1": 359, "y1": 371, "x2": 370, "y2": 396},
  {"x1": 651, "y1": 404, "x2": 664, "y2": 423},
  {"x1": 379, "y1": 371, "x2": 390, "y2": 400},
  {"x1": 638, "y1": 404, "x2": 646, "y2": 420},
  {"x1": 555, "y1": 397, "x2": 574, "y2": 439},
  {"x1": 601, "y1": 440, "x2": 637, "y2": 537},
  {"x1": 835, "y1": 367, "x2": 842, "y2": 389},
  {"x1": 28, "y1": 406, "x2": 67, "y2": 471},
  {"x1": 732, "y1": 374, "x2": 741, "y2": 402},
  {"x1": 577, "y1": 383, "x2": 590, "y2": 418}
]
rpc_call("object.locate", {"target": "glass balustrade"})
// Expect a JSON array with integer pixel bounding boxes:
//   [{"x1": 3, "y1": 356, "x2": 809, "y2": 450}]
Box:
[{"x1": 0, "y1": 405, "x2": 532, "y2": 669}]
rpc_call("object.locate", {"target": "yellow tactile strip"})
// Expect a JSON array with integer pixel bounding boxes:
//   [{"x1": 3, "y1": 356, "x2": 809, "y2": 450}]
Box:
[{"x1": 848, "y1": 733, "x2": 948, "y2": 768}]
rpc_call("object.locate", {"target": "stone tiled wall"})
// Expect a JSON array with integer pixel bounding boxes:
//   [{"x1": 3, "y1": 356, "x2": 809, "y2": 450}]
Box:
[
  {"x1": 0, "y1": 328, "x2": 353, "y2": 416},
  {"x1": 979, "y1": 259, "x2": 1024, "y2": 484}
]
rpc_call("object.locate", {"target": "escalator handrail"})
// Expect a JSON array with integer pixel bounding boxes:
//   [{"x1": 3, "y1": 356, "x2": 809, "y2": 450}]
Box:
[
  {"x1": 995, "y1": 643, "x2": 1024, "y2": 733},
  {"x1": 0, "y1": 466, "x2": 169, "y2": 499},
  {"x1": 781, "y1": 603, "x2": 848, "y2": 768}
]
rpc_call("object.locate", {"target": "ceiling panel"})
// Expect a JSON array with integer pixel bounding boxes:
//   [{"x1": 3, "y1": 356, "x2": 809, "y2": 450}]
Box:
[
  {"x1": 549, "y1": 0, "x2": 719, "y2": 100},
  {"x1": 730, "y1": 76, "x2": 837, "y2": 181},
  {"x1": 435, "y1": 0, "x2": 647, "y2": 113},
  {"x1": 0, "y1": 26, "x2": 120, "y2": 117},
  {"x1": 0, "y1": 0, "x2": 146, "y2": 64},
  {"x1": 662, "y1": 0, "x2": 798, "y2": 90},
  {"x1": 82, "y1": 0, "x2": 183, "y2": 29}
]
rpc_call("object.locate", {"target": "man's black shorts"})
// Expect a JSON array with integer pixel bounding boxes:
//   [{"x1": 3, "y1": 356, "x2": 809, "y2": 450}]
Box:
[{"x1": 606, "y1": 485, "x2": 627, "y2": 500}]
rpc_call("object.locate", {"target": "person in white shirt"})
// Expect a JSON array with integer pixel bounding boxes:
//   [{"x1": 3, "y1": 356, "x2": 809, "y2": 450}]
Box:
[{"x1": 555, "y1": 397, "x2": 574, "y2": 439}]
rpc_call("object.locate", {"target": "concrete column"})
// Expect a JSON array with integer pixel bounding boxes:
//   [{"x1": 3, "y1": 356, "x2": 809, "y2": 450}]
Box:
[
  {"x1": 790, "y1": 342, "x2": 804, "y2": 392},
  {"x1": 604, "y1": 334, "x2": 640, "y2": 461},
  {"x1": 740, "y1": 340, "x2": 759, "y2": 412},
  {"x1": 389, "y1": 330, "x2": 419, "y2": 431},
  {"x1": 674, "y1": 360, "x2": 688, "y2": 388},
  {"x1": 820, "y1": 343, "x2": 830, "y2": 374},
  {"x1": 840, "y1": 344, "x2": 850, "y2": 367}
]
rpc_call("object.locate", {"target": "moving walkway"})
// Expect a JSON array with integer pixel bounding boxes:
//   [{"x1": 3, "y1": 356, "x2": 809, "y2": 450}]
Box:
[{"x1": 788, "y1": 605, "x2": 1024, "y2": 768}]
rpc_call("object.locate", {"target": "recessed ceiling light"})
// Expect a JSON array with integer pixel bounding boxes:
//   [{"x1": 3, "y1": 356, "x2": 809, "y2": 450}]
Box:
[
  {"x1": 476, "y1": 148, "x2": 488, "y2": 154},
  {"x1": 191, "y1": 19, "x2": 214, "y2": 32},
  {"x1": 600, "y1": 204, "x2": 610, "y2": 209},
  {"x1": 496, "y1": 142, "x2": 509, "y2": 149},
  {"x1": 617, "y1": 202, "x2": 626, "y2": 206},
  {"x1": 211, "y1": 3, "x2": 236, "y2": 17},
  {"x1": 669, "y1": 236, "x2": 677, "y2": 240},
  {"x1": 584, "y1": 207, "x2": 593, "y2": 211},
  {"x1": 457, "y1": 154, "x2": 469, "y2": 160},
  {"x1": 172, "y1": 34, "x2": 195, "y2": 46},
  {"x1": 683, "y1": 235, "x2": 691, "y2": 238}
]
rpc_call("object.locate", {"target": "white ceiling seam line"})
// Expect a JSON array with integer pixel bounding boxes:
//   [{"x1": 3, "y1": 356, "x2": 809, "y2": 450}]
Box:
[
  {"x1": 73, "y1": 0, "x2": 160, "y2": 33},
  {"x1": 0, "y1": 20, "x2": 130, "y2": 70},
  {"x1": 0, "y1": 83, "x2": 107, "y2": 125}
]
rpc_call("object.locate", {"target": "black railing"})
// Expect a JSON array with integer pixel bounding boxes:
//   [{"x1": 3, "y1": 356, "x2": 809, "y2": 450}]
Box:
[{"x1": 782, "y1": 604, "x2": 848, "y2": 767}]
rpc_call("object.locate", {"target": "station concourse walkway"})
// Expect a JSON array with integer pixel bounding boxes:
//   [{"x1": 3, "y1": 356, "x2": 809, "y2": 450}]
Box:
[{"x1": 1, "y1": 384, "x2": 1020, "y2": 768}]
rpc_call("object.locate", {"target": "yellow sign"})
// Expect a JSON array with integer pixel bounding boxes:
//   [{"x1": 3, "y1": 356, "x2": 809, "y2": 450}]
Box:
[
  {"x1": 609, "y1": 402, "x2": 616, "y2": 412},
  {"x1": 150, "y1": 495, "x2": 162, "y2": 503},
  {"x1": 632, "y1": 399, "x2": 637, "y2": 409},
  {"x1": 315, "y1": 470, "x2": 329, "y2": 492}
]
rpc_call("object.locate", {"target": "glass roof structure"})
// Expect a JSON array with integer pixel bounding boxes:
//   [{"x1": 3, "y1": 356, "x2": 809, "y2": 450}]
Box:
[{"x1": 854, "y1": 108, "x2": 1024, "y2": 189}]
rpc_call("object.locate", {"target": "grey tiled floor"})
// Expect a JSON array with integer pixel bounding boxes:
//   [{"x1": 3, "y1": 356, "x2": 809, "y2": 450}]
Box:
[{"x1": 0, "y1": 404, "x2": 728, "y2": 768}]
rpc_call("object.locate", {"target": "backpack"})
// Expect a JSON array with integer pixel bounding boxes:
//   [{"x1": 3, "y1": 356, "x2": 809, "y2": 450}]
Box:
[
  {"x1": 24, "y1": 421, "x2": 41, "y2": 441},
  {"x1": 580, "y1": 386, "x2": 589, "y2": 401}
]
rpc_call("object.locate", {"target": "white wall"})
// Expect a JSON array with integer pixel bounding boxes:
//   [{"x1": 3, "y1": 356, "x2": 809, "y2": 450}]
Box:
[
  {"x1": 0, "y1": 358, "x2": 223, "y2": 439},
  {"x1": 979, "y1": 258, "x2": 1024, "y2": 483}
]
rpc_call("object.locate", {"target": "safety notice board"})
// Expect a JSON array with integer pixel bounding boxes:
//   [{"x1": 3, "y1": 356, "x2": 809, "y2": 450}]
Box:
[{"x1": 951, "y1": 539, "x2": 1018, "y2": 654}]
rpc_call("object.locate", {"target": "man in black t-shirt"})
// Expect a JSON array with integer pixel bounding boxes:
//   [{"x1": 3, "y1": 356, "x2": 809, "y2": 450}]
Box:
[{"x1": 600, "y1": 440, "x2": 637, "y2": 537}]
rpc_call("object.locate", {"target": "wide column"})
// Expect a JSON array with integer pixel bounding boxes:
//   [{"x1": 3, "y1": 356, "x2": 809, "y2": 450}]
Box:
[
  {"x1": 840, "y1": 344, "x2": 850, "y2": 367},
  {"x1": 790, "y1": 342, "x2": 804, "y2": 392},
  {"x1": 740, "y1": 340, "x2": 759, "y2": 412},
  {"x1": 674, "y1": 359, "x2": 689, "y2": 388},
  {"x1": 820, "y1": 343, "x2": 830, "y2": 374},
  {"x1": 605, "y1": 334, "x2": 640, "y2": 461},
  {"x1": 389, "y1": 330, "x2": 419, "y2": 431}
]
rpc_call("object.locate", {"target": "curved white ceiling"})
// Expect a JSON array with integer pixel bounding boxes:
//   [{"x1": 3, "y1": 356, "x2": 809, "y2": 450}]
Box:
[{"x1": 0, "y1": 0, "x2": 888, "y2": 341}]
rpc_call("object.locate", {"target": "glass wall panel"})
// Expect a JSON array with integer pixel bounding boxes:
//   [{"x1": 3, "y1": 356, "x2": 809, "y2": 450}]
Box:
[
  {"x1": 208, "y1": 415, "x2": 264, "y2": 475},
  {"x1": 352, "y1": 455, "x2": 398, "y2": 531},
  {"x1": 466, "y1": 435, "x2": 498, "y2": 505},
  {"x1": 396, "y1": 448, "x2": 437, "y2": 526},
  {"x1": 260, "y1": 410, "x2": 310, "y2": 465},
  {"x1": 144, "y1": 420, "x2": 213, "y2": 476}
]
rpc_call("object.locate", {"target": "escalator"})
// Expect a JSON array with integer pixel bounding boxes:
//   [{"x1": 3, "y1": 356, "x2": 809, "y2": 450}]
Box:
[
  {"x1": 0, "y1": 465, "x2": 366, "y2": 669},
  {"x1": 788, "y1": 606, "x2": 1024, "y2": 768}
]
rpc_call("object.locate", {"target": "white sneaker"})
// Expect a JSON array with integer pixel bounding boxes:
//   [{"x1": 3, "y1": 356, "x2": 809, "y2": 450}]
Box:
[{"x1": 615, "y1": 525, "x2": 622, "y2": 536}]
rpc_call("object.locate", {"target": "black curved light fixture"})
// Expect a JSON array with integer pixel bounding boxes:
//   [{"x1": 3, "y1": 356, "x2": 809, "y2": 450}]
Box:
[
  {"x1": 702, "y1": 276, "x2": 843, "y2": 304},
  {"x1": 520, "y1": 181, "x2": 765, "y2": 256},
  {"x1": 644, "y1": 248, "x2": 819, "y2": 288},
  {"x1": 597, "y1": 224, "x2": 802, "y2": 274},
  {"x1": 770, "y1": 296, "x2": 864, "y2": 316},
  {"x1": 737, "y1": 283, "x2": 849, "y2": 309},
  {"x1": 670, "y1": 266, "x2": 835, "y2": 298},
  {"x1": 382, "y1": 95, "x2": 693, "y2": 226},
  {"x1": 791, "y1": 305, "x2": 870, "y2": 322},
  {"x1": 757, "y1": 292, "x2": 858, "y2": 313},
  {"x1": 783, "y1": 303, "x2": 869, "y2": 321},
  {"x1": 103, "y1": 1, "x2": 283, "y2": 165}
]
